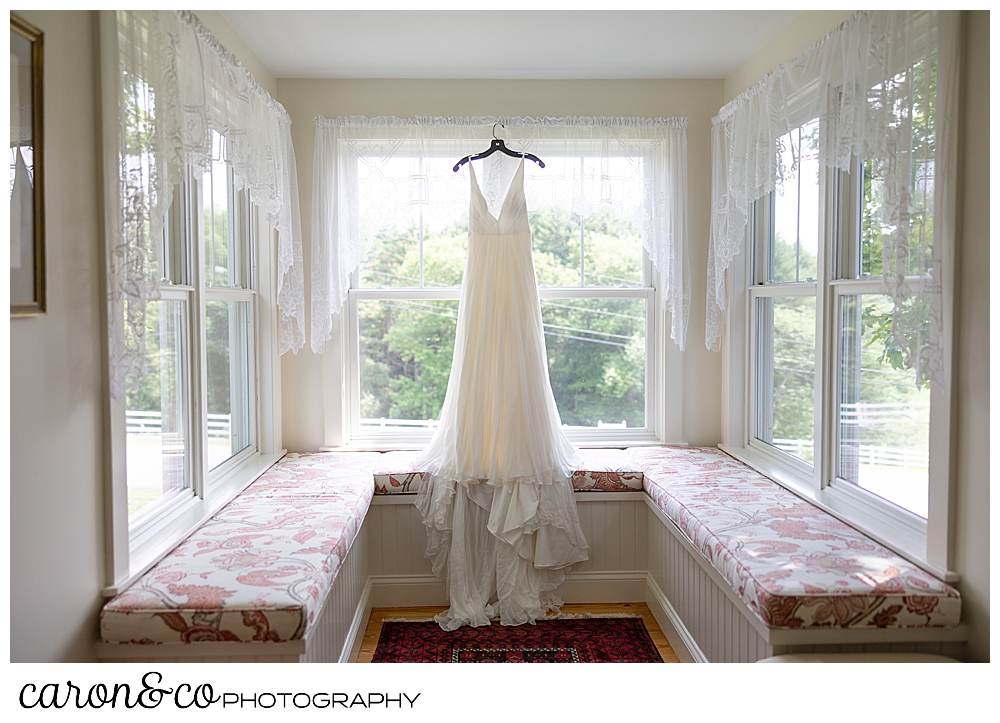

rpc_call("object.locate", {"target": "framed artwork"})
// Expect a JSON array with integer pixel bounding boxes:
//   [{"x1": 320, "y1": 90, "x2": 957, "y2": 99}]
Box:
[{"x1": 10, "y1": 12, "x2": 44, "y2": 317}]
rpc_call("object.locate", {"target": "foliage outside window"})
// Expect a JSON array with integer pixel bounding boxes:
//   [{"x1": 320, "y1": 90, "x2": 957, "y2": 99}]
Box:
[{"x1": 355, "y1": 174, "x2": 651, "y2": 438}]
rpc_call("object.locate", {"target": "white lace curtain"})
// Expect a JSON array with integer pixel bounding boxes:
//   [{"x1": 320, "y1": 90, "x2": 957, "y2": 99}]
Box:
[
  {"x1": 311, "y1": 115, "x2": 689, "y2": 353},
  {"x1": 707, "y1": 10, "x2": 960, "y2": 388},
  {"x1": 103, "y1": 10, "x2": 304, "y2": 398}
]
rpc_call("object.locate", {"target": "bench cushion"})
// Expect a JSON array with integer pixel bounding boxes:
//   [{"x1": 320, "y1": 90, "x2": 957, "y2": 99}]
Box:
[
  {"x1": 101, "y1": 453, "x2": 378, "y2": 645},
  {"x1": 372, "y1": 448, "x2": 643, "y2": 493},
  {"x1": 628, "y1": 446, "x2": 961, "y2": 630}
]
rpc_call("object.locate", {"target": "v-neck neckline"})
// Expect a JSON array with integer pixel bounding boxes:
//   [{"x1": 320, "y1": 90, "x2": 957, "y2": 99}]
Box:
[{"x1": 469, "y1": 158, "x2": 524, "y2": 223}]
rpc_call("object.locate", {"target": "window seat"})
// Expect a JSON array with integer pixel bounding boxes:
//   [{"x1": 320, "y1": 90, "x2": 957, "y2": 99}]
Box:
[
  {"x1": 101, "y1": 453, "x2": 378, "y2": 646},
  {"x1": 98, "y1": 446, "x2": 964, "y2": 661},
  {"x1": 373, "y1": 448, "x2": 644, "y2": 494},
  {"x1": 628, "y1": 446, "x2": 961, "y2": 630}
]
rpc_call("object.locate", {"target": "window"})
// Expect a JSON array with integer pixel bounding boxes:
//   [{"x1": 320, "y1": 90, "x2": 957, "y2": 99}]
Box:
[
  {"x1": 728, "y1": 50, "x2": 951, "y2": 571},
  {"x1": 750, "y1": 120, "x2": 820, "y2": 468},
  {"x1": 343, "y1": 153, "x2": 662, "y2": 448},
  {"x1": 101, "y1": 10, "x2": 292, "y2": 593},
  {"x1": 110, "y1": 125, "x2": 280, "y2": 591}
]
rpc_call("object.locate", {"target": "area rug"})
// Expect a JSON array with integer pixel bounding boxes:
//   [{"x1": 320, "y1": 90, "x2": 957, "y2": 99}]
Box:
[{"x1": 371, "y1": 615, "x2": 663, "y2": 663}]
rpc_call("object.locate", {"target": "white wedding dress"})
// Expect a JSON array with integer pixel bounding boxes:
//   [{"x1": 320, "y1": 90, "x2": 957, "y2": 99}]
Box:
[{"x1": 413, "y1": 157, "x2": 589, "y2": 631}]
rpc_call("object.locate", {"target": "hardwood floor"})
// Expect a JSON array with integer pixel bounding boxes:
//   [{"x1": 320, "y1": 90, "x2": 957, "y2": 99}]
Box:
[{"x1": 355, "y1": 602, "x2": 681, "y2": 663}]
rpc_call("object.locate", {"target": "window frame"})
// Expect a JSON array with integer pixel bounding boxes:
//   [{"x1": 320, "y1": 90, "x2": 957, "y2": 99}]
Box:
[
  {"x1": 721, "y1": 120, "x2": 957, "y2": 582},
  {"x1": 100, "y1": 10, "x2": 286, "y2": 594},
  {"x1": 324, "y1": 151, "x2": 680, "y2": 451}
]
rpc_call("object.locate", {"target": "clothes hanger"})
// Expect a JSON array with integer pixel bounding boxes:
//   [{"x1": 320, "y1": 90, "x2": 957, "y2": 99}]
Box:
[{"x1": 453, "y1": 123, "x2": 545, "y2": 172}]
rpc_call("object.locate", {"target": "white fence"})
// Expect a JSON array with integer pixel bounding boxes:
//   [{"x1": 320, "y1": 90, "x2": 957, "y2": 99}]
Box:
[
  {"x1": 839, "y1": 401, "x2": 930, "y2": 426},
  {"x1": 771, "y1": 438, "x2": 927, "y2": 469},
  {"x1": 126, "y1": 411, "x2": 231, "y2": 440}
]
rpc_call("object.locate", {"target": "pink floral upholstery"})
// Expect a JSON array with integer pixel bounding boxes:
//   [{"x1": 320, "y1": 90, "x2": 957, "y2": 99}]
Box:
[
  {"x1": 373, "y1": 448, "x2": 644, "y2": 493},
  {"x1": 101, "y1": 453, "x2": 378, "y2": 645},
  {"x1": 373, "y1": 450, "x2": 424, "y2": 494},
  {"x1": 628, "y1": 446, "x2": 961, "y2": 630},
  {"x1": 571, "y1": 448, "x2": 644, "y2": 491}
]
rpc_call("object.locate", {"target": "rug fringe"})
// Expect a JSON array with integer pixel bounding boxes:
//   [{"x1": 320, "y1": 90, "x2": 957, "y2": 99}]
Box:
[
  {"x1": 379, "y1": 612, "x2": 642, "y2": 623},
  {"x1": 548, "y1": 612, "x2": 643, "y2": 620}
]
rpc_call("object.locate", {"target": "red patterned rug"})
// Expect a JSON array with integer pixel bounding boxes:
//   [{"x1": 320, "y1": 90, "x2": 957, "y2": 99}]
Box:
[{"x1": 371, "y1": 615, "x2": 663, "y2": 663}]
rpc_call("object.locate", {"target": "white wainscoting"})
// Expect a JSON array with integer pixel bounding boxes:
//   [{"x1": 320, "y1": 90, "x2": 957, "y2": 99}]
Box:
[
  {"x1": 642, "y1": 496, "x2": 968, "y2": 662},
  {"x1": 365, "y1": 493, "x2": 649, "y2": 608}
]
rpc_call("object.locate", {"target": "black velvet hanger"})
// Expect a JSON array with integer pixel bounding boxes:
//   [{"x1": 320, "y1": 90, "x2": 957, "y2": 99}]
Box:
[{"x1": 453, "y1": 123, "x2": 545, "y2": 172}]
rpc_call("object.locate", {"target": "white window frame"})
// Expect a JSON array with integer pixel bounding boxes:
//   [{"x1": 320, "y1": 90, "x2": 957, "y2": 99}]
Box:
[
  {"x1": 323, "y1": 153, "x2": 682, "y2": 451},
  {"x1": 99, "y1": 13, "x2": 285, "y2": 594},
  {"x1": 721, "y1": 127, "x2": 957, "y2": 582}
]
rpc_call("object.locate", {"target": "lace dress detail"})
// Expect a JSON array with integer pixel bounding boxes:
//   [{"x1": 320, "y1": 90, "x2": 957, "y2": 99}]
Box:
[{"x1": 413, "y1": 159, "x2": 589, "y2": 630}]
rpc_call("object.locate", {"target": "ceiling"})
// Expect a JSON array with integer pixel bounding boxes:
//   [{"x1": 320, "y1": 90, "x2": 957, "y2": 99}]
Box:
[{"x1": 221, "y1": 10, "x2": 800, "y2": 80}]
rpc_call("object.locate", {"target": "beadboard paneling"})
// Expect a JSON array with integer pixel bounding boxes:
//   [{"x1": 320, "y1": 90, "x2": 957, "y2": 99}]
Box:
[
  {"x1": 366, "y1": 497, "x2": 647, "y2": 579},
  {"x1": 302, "y1": 520, "x2": 371, "y2": 663}
]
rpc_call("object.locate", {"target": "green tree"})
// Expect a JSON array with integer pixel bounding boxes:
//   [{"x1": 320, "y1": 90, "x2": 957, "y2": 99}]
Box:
[{"x1": 357, "y1": 207, "x2": 647, "y2": 427}]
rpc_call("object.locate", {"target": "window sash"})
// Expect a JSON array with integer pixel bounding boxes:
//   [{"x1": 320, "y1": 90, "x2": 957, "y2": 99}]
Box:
[
  {"x1": 344, "y1": 248, "x2": 660, "y2": 447},
  {"x1": 115, "y1": 160, "x2": 264, "y2": 584},
  {"x1": 732, "y1": 138, "x2": 950, "y2": 577}
]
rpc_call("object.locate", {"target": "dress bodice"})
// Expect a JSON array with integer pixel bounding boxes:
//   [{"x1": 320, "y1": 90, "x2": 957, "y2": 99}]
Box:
[{"x1": 469, "y1": 158, "x2": 530, "y2": 236}]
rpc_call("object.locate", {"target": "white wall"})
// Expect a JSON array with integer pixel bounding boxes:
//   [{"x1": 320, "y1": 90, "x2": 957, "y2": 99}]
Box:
[
  {"x1": 722, "y1": 10, "x2": 855, "y2": 104},
  {"x1": 950, "y1": 10, "x2": 990, "y2": 665},
  {"x1": 276, "y1": 78, "x2": 725, "y2": 452},
  {"x1": 8, "y1": 10, "x2": 278, "y2": 663},
  {"x1": 10, "y1": 9, "x2": 106, "y2": 664},
  {"x1": 721, "y1": 10, "x2": 990, "y2": 663},
  {"x1": 195, "y1": 10, "x2": 277, "y2": 98}
]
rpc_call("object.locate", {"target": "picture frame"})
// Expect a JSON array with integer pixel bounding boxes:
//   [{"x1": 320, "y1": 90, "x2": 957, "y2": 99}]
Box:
[{"x1": 10, "y1": 12, "x2": 44, "y2": 317}]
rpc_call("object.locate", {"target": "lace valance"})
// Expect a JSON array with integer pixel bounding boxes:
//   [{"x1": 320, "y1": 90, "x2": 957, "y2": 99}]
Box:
[
  {"x1": 707, "y1": 10, "x2": 960, "y2": 389},
  {"x1": 311, "y1": 115, "x2": 689, "y2": 353},
  {"x1": 105, "y1": 10, "x2": 304, "y2": 398}
]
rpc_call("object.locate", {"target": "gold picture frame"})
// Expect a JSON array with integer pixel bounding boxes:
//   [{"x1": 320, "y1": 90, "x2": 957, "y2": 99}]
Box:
[{"x1": 10, "y1": 12, "x2": 44, "y2": 317}]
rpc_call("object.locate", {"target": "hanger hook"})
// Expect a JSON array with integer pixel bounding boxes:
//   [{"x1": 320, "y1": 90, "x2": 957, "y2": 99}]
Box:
[{"x1": 492, "y1": 122, "x2": 504, "y2": 140}]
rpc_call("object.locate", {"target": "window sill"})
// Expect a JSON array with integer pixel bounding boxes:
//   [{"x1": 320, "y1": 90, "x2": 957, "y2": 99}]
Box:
[
  {"x1": 323, "y1": 429, "x2": 671, "y2": 453},
  {"x1": 103, "y1": 450, "x2": 286, "y2": 597},
  {"x1": 719, "y1": 443, "x2": 960, "y2": 584}
]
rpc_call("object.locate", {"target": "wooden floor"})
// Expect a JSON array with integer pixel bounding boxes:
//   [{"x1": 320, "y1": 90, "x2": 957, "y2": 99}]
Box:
[{"x1": 356, "y1": 602, "x2": 681, "y2": 663}]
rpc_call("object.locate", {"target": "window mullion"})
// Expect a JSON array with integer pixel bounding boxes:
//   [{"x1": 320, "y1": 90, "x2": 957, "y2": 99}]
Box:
[
  {"x1": 815, "y1": 161, "x2": 837, "y2": 492},
  {"x1": 190, "y1": 173, "x2": 209, "y2": 500}
]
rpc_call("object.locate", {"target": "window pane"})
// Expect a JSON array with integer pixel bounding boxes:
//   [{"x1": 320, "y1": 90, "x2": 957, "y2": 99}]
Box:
[
  {"x1": 584, "y1": 208, "x2": 643, "y2": 287},
  {"x1": 206, "y1": 299, "x2": 253, "y2": 470},
  {"x1": 838, "y1": 294, "x2": 929, "y2": 517},
  {"x1": 359, "y1": 298, "x2": 459, "y2": 428},
  {"x1": 422, "y1": 215, "x2": 467, "y2": 288},
  {"x1": 855, "y1": 55, "x2": 936, "y2": 280},
  {"x1": 360, "y1": 209, "x2": 423, "y2": 288},
  {"x1": 161, "y1": 186, "x2": 187, "y2": 285},
  {"x1": 772, "y1": 120, "x2": 820, "y2": 283},
  {"x1": 202, "y1": 132, "x2": 249, "y2": 289},
  {"x1": 542, "y1": 298, "x2": 645, "y2": 428},
  {"x1": 755, "y1": 295, "x2": 816, "y2": 463},
  {"x1": 532, "y1": 206, "x2": 583, "y2": 286},
  {"x1": 126, "y1": 300, "x2": 188, "y2": 520}
]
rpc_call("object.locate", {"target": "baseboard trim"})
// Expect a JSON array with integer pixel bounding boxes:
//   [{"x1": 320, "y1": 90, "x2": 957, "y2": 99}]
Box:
[
  {"x1": 368, "y1": 571, "x2": 649, "y2": 609},
  {"x1": 95, "y1": 639, "x2": 306, "y2": 661},
  {"x1": 644, "y1": 573, "x2": 706, "y2": 663}
]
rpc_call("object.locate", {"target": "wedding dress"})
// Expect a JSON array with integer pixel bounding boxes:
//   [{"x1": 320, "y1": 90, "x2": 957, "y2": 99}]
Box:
[{"x1": 413, "y1": 157, "x2": 589, "y2": 631}]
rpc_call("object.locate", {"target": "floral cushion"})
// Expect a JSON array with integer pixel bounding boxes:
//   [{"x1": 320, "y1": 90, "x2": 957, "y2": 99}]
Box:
[
  {"x1": 373, "y1": 448, "x2": 643, "y2": 493},
  {"x1": 571, "y1": 448, "x2": 644, "y2": 491},
  {"x1": 628, "y1": 446, "x2": 961, "y2": 629},
  {"x1": 373, "y1": 450, "x2": 425, "y2": 494},
  {"x1": 101, "y1": 453, "x2": 377, "y2": 645}
]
